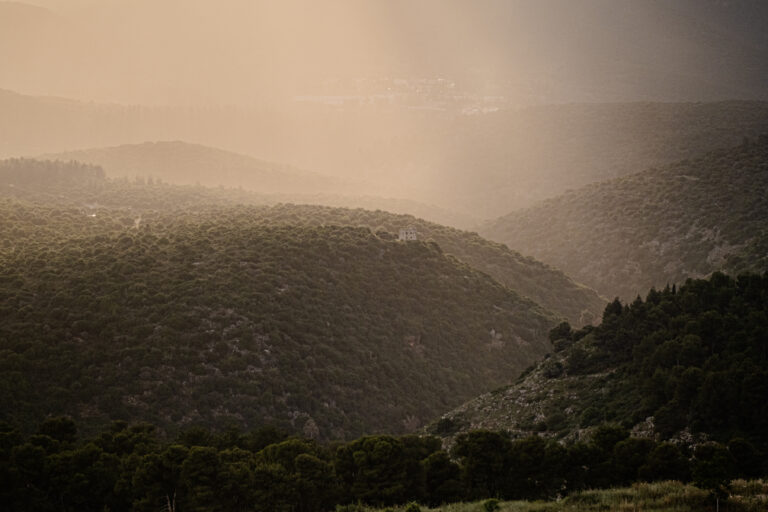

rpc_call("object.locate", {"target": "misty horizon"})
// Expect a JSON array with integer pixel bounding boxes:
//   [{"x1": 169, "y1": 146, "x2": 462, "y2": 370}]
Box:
[{"x1": 3, "y1": 0, "x2": 768, "y2": 107}]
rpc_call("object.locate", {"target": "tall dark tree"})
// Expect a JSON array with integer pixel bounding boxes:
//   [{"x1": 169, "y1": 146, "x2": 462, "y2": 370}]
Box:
[{"x1": 452, "y1": 431, "x2": 512, "y2": 500}]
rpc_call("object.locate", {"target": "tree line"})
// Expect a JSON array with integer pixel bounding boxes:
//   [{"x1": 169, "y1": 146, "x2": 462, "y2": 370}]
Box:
[
  {"x1": 546, "y1": 272, "x2": 768, "y2": 446},
  {"x1": 2, "y1": 417, "x2": 764, "y2": 511}
]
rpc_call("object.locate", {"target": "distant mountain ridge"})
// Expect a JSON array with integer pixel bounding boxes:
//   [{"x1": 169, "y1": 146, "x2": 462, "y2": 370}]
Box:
[
  {"x1": 436, "y1": 101, "x2": 768, "y2": 216},
  {"x1": 8, "y1": 90, "x2": 768, "y2": 214},
  {"x1": 40, "y1": 141, "x2": 479, "y2": 228},
  {"x1": 483, "y1": 137, "x2": 768, "y2": 300},
  {"x1": 5, "y1": 89, "x2": 768, "y2": 217},
  {"x1": 42, "y1": 141, "x2": 346, "y2": 195}
]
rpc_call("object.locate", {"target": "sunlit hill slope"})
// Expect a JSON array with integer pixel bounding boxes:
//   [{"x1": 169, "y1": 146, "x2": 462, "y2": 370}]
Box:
[{"x1": 0, "y1": 158, "x2": 605, "y2": 325}]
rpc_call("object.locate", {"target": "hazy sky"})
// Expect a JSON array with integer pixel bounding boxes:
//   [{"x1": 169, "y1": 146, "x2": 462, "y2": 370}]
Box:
[
  {"x1": 3, "y1": 0, "x2": 768, "y2": 105},
  {"x1": 2, "y1": 0, "x2": 768, "y2": 220}
]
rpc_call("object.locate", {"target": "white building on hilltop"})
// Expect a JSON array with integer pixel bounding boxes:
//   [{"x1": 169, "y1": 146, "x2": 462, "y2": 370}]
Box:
[{"x1": 398, "y1": 226, "x2": 418, "y2": 241}]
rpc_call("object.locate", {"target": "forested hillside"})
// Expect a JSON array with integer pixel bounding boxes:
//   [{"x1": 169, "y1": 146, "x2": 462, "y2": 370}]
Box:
[
  {"x1": 233, "y1": 205, "x2": 605, "y2": 327},
  {"x1": 0, "y1": 161, "x2": 562, "y2": 439},
  {"x1": 0, "y1": 159, "x2": 604, "y2": 325},
  {"x1": 484, "y1": 137, "x2": 768, "y2": 299},
  {"x1": 433, "y1": 272, "x2": 768, "y2": 453}
]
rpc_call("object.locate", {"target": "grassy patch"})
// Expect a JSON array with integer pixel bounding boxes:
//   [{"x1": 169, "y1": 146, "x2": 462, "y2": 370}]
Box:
[{"x1": 361, "y1": 480, "x2": 768, "y2": 512}]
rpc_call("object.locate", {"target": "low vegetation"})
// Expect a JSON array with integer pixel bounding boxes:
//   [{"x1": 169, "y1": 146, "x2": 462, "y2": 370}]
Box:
[{"x1": 358, "y1": 480, "x2": 768, "y2": 511}]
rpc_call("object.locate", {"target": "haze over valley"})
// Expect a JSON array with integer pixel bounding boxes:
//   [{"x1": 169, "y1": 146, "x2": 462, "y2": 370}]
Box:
[{"x1": 2, "y1": 1, "x2": 768, "y2": 511}]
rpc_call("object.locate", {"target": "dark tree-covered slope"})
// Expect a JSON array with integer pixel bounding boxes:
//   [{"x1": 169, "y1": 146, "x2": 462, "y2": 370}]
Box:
[
  {"x1": 432, "y1": 273, "x2": 768, "y2": 453},
  {"x1": 483, "y1": 137, "x2": 768, "y2": 300},
  {"x1": 227, "y1": 204, "x2": 605, "y2": 327},
  {"x1": 0, "y1": 158, "x2": 605, "y2": 325},
  {"x1": 0, "y1": 210, "x2": 555, "y2": 439},
  {"x1": 0, "y1": 163, "x2": 560, "y2": 439}
]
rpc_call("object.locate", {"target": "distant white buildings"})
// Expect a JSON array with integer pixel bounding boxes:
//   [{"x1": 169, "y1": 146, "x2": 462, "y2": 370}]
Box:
[{"x1": 398, "y1": 226, "x2": 418, "y2": 241}]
